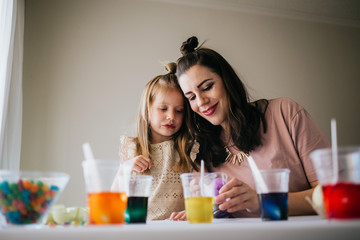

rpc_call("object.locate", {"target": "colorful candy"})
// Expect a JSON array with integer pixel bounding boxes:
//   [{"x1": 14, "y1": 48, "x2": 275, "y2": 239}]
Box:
[{"x1": 0, "y1": 179, "x2": 59, "y2": 224}]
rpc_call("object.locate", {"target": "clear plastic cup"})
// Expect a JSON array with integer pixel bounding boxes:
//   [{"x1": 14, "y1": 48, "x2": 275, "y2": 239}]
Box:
[
  {"x1": 255, "y1": 169, "x2": 290, "y2": 221},
  {"x1": 82, "y1": 159, "x2": 132, "y2": 224},
  {"x1": 123, "y1": 175, "x2": 152, "y2": 223},
  {"x1": 180, "y1": 172, "x2": 216, "y2": 223},
  {"x1": 310, "y1": 147, "x2": 360, "y2": 219}
]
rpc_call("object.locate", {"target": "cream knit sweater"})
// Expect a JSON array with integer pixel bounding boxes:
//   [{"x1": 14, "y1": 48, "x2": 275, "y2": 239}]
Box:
[{"x1": 119, "y1": 136, "x2": 199, "y2": 220}]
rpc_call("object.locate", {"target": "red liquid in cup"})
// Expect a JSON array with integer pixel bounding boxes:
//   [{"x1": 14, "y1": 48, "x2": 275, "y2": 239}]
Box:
[{"x1": 322, "y1": 183, "x2": 360, "y2": 219}]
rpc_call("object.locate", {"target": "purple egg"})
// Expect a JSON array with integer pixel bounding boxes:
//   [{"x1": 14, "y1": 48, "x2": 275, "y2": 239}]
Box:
[{"x1": 214, "y1": 178, "x2": 224, "y2": 196}]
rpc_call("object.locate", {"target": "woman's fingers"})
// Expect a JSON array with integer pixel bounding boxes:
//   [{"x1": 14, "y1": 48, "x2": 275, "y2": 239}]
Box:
[
  {"x1": 215, "y1": 178, "x2": 259, "y2": 213},
  {"x1": 218, "y1": 192, "x2": 253, "y2": 212},
  {"x1": 216, "y1": 178, "x2": 244, "y2": 203},
  {"x1": 218, "y1": 178, "x2": 243, "y2": 194}
]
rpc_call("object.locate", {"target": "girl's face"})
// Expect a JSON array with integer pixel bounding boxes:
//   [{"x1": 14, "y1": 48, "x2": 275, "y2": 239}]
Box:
[
  {"x1": 149, "y1": 88, "x2": 185, "y2": 144},
  {"x1": 178, "y1": 64, "x2": 229, "y2": 129}
]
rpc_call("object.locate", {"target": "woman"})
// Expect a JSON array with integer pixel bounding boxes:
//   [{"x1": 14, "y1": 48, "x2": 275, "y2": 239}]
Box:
[{"x1": 175, "y1": 36, "x2": 330, "y2": 218}]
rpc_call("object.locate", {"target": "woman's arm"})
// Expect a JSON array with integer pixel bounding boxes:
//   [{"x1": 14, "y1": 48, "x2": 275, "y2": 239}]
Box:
[
  {"x1": 288, "y1": 180, "x2": 317, "y2": 215},
  {"x1": 216, "y1": 178, "x2": 318, "y2": 216}
]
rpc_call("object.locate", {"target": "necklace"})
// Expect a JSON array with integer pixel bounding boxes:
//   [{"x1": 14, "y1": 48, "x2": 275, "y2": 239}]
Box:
[{"x1": 224, "y1": 147, "x2": 248, "y2": 166}]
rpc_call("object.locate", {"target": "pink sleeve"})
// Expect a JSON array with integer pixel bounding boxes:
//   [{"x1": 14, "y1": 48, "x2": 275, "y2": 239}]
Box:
[{"x1": 290, "y1": 108, "x2": 330, "y2": 183}]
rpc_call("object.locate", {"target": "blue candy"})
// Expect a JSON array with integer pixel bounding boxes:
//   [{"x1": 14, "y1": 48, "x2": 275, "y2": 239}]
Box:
[
  {"x1": 7, "y1": 211, "x2": 21, "y2": 224},
  {"x1": 0, "y1": 181, "x2": 11, "y2": 195},
  {"x1": 50, "y1": 185, "x2": 59, "y2": 191}
]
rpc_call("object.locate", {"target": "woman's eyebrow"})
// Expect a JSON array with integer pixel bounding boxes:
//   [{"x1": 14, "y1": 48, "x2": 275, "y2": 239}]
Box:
[{"x1": 184, "y1": 79, "x2": 212, "y2": 96}]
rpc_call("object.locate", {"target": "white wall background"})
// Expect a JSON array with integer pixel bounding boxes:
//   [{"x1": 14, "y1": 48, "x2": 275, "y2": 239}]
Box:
[{"x1": 21, "y1": 0, "x2": 360, "y2": 206}]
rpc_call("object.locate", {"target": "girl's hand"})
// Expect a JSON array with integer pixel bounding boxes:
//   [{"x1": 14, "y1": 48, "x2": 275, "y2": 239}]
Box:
[
  {"x1": 168, "y1": 210, "x2": 187, "y2": 221},
  {"x1": 132, "y1": 155, "x2": 154, "y2": 172},
  {"x1": 215, "y1": 178, "x2": 260, "y2": 214}
]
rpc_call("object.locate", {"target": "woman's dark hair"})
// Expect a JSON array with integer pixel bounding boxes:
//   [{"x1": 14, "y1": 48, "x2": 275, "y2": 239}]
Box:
[{"x1": 176, "y1": 36, "x2": 268, "y2": 171}]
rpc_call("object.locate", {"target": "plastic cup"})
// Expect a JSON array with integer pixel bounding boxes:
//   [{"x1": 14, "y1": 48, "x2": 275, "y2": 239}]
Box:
[
  {"x1": 180, "y1": 172, "x2": 216, "y2": 224},
  {"x1": 310, "y1": 147, "x2": 360, "y2": 219},
  {"x1": 212, "y1": 172, "x2": 231, "y2": 218},
  {"x1": 123, "y1": 175, "x2": 152, "y2": 224},
  {"x1": 255, "y1": 169, "x2": 290, "y2": 221},
  {"x1": 82, "y1": 159, "x2": 132, "y2": 225}
]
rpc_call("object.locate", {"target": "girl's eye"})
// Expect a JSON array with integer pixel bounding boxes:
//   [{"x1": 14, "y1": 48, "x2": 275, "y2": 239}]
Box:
[
  {"x1": 160, "y1": 108, "x2": 167, "y2": 111},
  {"x1": 176, "y1": 109, "x2": 184, "y2": 113}
]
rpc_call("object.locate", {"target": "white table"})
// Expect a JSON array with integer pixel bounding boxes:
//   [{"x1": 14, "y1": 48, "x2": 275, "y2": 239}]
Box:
[{"x1": 1, "y1": 216, "x2": 359, "y2": 240}]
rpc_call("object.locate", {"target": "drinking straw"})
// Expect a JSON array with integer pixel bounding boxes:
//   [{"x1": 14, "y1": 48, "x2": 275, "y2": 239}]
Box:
[
  {"x1": 246, "y1": 155, "x2": 269, "y2": 193},
  {"x1": 331, "y1": 118, "x2": 339, "y2": 183},
  {"x1": 200, "y1": 160, "x2": 205, "y2": 196},
  {"x1": 82, "y1": 142, "x2": 101, "y2": 190},
  {"x1": 82, "y1": 142, "x2": 95, "y2": 160}
]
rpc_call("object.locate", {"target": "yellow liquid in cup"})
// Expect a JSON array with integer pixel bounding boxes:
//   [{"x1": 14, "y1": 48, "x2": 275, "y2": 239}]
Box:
[{"x1": 185, "y1": 197, "x2": 214, "y2": 223}]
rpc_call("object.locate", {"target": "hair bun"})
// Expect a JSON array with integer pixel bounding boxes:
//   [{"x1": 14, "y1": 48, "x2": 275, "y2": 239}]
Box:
[
  {"x1": 165, "y1": 62, "x2": 177, "y2": 74},
  {"x1": 180, "y1": 36, "x2": 199, "y2": 55}
]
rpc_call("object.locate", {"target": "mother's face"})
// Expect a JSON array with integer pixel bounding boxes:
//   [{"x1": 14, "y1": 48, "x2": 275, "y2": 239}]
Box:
[{"x1": 178, "y1": 64, "x2": 229, "y2": 129}]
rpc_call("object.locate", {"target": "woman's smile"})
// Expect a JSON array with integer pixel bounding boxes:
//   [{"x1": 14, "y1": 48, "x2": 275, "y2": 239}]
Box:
[{"x1": 202, "y1": 103, "x2": 218, "y2": 116}]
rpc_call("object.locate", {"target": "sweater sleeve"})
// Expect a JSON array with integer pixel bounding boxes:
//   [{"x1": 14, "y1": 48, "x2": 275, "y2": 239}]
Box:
[
  {"x1": 119, "y1": 135, "x2": 137, "y2": 161},
  {"x1": 190, "y1": 140, "x2": 200, "y2": 162}
]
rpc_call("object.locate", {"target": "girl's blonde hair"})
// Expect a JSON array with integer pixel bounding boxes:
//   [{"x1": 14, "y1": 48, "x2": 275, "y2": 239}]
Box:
[{"x1": 134, "y1": 62, "x2": 193, "y2": 172}]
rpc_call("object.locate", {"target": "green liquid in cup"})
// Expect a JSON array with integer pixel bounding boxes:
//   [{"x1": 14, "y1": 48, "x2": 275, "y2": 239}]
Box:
[{"x1": 125, "y1": 196, "x2": 148, "y2": 223}]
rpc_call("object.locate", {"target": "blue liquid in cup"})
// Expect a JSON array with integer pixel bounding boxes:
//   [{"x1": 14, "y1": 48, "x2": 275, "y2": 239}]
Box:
[{"x1": 258, "y1": 192, "x2": 288, "y2": 221}]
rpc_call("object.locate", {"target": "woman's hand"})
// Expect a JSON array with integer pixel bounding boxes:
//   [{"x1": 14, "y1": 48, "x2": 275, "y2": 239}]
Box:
[
  {"x1": 215, "y1": 178, "x2": 260, "y2": 214},
  {"x1": 132, "y1": 155, "x2": 154, "y2": 172},
  {"x1": 168, "y1": 210, "x2": 187, "y2": 221}
]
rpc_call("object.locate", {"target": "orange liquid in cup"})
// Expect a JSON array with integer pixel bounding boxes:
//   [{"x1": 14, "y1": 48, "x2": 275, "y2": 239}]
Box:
[
  {"x1": 322, "y1": 183, "x2": 360, "y2": 219},
  {"x1": 88, "y1": 192, "x2": 128, "y2": 224}
]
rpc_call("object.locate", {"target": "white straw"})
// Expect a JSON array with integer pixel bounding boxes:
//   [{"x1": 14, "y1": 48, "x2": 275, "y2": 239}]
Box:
[
  {"x1": 82, "y1": 142, "x2": 101, "y2": 190},
  {"x1": 82, "y1": 142, "x2": 95, "y2": 160},
  {"x1": 331, "y1": 119, "x2": 339, "y2": 183},
  {"x1": 246, "y1": 155, "x2": 269, "y2": 193},
  {"x1": 200, "y1": 160, "x2": 205, "y2": 196}
]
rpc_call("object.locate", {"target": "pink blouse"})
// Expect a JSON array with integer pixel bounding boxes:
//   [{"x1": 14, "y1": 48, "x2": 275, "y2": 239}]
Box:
[{"x1": 212, "y1": 98, "x2": 330, "y2": 217}]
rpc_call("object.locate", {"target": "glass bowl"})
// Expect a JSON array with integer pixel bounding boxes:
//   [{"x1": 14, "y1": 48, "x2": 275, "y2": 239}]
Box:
[{"x1": 0, "y1": 170, "x2": 70, "y2": 226}]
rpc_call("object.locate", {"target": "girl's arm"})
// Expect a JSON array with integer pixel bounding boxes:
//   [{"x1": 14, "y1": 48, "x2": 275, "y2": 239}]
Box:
[
  {"x1": 132, "y1": 155, "x2": 153, "y2": 172},
  {"x1": 118, "y1": 136, "x2": 154, "y2": 172}
]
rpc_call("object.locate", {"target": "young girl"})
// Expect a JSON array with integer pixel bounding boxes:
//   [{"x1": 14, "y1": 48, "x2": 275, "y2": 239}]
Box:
[{"x1": 116, "y1": 63, "x2": 199, "y2": 220}]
